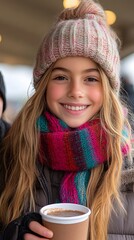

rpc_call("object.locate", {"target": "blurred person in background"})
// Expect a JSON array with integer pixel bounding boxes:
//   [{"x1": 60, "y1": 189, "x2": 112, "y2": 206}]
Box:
[
  {"x1": 121, "y1": 75, "x2": 134, "y2": 132},
  {"x1": 0, "y1": 72, "x2": 10, "y2": 141},
  {"x1": 121, "y1": 74, "x2": 134, "y2": 112}
]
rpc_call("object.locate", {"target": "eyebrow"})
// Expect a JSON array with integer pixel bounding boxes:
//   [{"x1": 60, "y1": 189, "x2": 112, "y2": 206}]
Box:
[{"x1": 52, "y1": 67, "x2": 99, "y2": 74}]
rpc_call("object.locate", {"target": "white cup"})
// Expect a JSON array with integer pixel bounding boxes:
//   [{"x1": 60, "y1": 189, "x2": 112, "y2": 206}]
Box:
[{"x1": 40, "y1": 203, "x2": 91, "y2": 240}]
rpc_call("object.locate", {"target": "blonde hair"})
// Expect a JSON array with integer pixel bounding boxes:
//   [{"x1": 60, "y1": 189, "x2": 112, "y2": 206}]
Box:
[
  {"x1": 0, "y1": 66, "x2": 53, "y2": 224},
  {"x1": 87, "y1": 68, "x2": 131, "y2": 239},
  {"x1": 0, "y1": 66, "x2": 131, "y2": 240}
]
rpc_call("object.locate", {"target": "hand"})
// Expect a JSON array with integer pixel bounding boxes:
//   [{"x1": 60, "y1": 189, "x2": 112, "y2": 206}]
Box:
[{"x1": 24, "y1": 221, "x2": 53, "y2": 240}]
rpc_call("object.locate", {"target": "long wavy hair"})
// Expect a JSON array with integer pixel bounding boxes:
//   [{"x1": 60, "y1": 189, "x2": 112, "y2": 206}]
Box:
[
  {"x1": 0, "y1": 64, "x2": 131, "y2": 240},
  {"x1": 87, "y1": 68, "x2": 131, "y2": 239}
]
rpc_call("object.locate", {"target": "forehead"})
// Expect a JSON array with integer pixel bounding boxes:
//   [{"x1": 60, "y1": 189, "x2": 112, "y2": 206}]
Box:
[{"x1": 53, "y1": 56, "x2": 98, "y2": 71}]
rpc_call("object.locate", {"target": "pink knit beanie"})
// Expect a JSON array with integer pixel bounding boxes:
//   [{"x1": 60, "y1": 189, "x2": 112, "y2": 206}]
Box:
[{"x1": 33, "y1": 0, "x2": 120, "y2": 92}]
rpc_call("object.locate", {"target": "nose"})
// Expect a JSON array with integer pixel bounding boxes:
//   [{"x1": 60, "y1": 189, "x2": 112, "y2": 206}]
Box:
[{"x1": 67, "y1": 81, "x2": 84, "y2": 99}]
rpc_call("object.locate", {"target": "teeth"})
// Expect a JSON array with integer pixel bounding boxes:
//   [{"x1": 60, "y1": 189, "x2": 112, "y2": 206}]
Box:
[{"x1": 64, "y1": 105, "x2": 87, "y2": 111}]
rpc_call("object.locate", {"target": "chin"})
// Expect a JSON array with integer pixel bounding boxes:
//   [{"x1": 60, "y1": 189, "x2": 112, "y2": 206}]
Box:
[{"x1": 67, "y1": 121, "x2": 85, "y2": 128}]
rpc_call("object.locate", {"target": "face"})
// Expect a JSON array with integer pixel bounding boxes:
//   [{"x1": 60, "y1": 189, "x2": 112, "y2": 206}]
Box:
[
  {"x1": 46, "y1": 56, "x2": 103, "y2": 128},
  {"x1": 0, "y1": 96, "x2": 3, "y2": 118}
]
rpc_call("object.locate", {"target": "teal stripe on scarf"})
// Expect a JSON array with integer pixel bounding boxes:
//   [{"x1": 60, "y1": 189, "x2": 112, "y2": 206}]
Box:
[
  {"x1": 37, "y1": 115, "x2": 69, "y2": 132},
  {"x1": 122, "y1": 127, "x2": 129, "y2": 138},
  {"x1": 37, "y1": 115, "x2": 48, "y2": 132},
  {"x1": 74, "y1": 171, "x2": 90, "y2": 206},
  {"x1": 59, "y1": 119, "x2": 69, "y2": 129}
]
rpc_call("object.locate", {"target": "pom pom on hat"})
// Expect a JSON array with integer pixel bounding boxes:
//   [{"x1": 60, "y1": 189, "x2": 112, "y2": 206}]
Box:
[{"x1": 33, "y1": 0, "x2": 120, "y2": 93}]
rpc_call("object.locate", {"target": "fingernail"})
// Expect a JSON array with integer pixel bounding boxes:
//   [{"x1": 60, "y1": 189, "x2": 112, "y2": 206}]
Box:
[{"x1": 44, "y1": 230, "x2": 53, "y2": 238}]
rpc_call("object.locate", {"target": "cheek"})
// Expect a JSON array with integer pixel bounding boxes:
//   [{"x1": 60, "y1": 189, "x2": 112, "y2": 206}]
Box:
[
  {"x1": 47, "y1": 85, "x2": 64, "y2": 102},
  {"x1": 94, "y1": 91, "x2": 103, "y2": 102},
  {"x1": 89, "y1": 88, "x2": 103, "y2": 102}
]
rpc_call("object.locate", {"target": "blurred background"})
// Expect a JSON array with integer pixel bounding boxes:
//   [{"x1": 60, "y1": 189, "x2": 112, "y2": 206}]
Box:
[{"x1": 0, "y1": 0, "x2": 134, "y2": 123}]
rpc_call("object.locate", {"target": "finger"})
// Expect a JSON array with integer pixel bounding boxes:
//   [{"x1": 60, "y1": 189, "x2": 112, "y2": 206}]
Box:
[
  {"x1": 29, "y1": 221, "x2": 53, "y2": 238},
  {"x1": 24, "y1": 232, "x2": 49, "y2": 240}
]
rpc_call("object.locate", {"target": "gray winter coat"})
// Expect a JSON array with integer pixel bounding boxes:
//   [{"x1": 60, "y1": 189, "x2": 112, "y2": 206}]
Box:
[
  {"x1": 108, "y1": 165, "x2": 134, "y2": 240},
  {"x1": 36, "y1": 158, "x2": 134, "y2": 240},
  {"x1": 34, "y1": 159, "x2": 134, "y2": 240},
  {"x1": 0, "y1": 157, "x2": 134, "y2": 239}
]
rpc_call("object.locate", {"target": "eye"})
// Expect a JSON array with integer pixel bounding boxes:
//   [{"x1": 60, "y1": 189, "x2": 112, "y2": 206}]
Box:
[
  {"x1": 86, "y1": 77, "x2": 98, "y2": 82},
  {"x1": 53, "y1": 75, "x2": 68, "y2": 81}
]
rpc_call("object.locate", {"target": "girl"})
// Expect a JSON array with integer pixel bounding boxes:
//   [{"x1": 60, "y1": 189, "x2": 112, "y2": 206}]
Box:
[{"x1": 0, "y1": 0, "x2": 134, "y2": 240}]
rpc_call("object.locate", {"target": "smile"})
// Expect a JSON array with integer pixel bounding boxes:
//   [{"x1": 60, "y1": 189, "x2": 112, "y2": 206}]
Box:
[{"x1": 63, "y1": 104, "x2": 88, "y2": 111}]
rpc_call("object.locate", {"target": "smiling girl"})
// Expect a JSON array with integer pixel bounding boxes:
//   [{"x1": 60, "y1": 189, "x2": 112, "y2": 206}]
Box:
[
  {"x1": 47, "y1": 57, "x2": 103, "y2": 127},
  {"x1": 0, "y1": 1, "x2": 133, "y2": 240}
]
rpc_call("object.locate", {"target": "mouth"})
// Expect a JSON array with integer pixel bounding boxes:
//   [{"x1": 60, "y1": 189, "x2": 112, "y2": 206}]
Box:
[{"x1": 62, "y1": 104, "x2": 89, "y2": 111}]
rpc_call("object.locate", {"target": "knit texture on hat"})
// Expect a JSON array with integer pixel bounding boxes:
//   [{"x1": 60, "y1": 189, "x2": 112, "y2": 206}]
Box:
[
  {"x1": 0, "y1": 72, "x2": 6, "y2": 112},
  {"x1": 33, "y1": 0, "x2": 120, "y2": 92}
]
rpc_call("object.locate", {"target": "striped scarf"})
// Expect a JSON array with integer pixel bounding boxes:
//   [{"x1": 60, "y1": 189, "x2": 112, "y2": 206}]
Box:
[{"x1": 37, "y1": 111, "x2": 129, "y2": 205}]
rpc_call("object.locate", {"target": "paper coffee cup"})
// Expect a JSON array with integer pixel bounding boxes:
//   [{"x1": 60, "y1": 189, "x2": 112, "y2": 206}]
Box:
[{"x1": 40, "y1": 203, "x2": 91, "y2": 240}]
